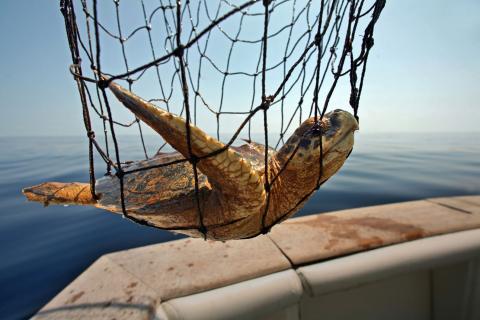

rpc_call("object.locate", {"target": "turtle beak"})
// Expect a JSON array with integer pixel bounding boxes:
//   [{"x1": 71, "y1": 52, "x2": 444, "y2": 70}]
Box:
[
  {"x1": 346, "y1": 146, "x2": 354, "y2": 159},
  {"x1": 313, "y1": 109, "x2": 356, "y2": 184},
  {"x1": 322, "y1": 109, "x2": 358, "y2": 151},
  {"x1": 329, "y1": 109, "x2": 359, "y2": 133}
]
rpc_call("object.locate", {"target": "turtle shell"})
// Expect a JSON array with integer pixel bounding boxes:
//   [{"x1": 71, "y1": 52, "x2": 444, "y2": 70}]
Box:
[{"x1": 95, "y1": 142, "x2": 275, "y2": 215}]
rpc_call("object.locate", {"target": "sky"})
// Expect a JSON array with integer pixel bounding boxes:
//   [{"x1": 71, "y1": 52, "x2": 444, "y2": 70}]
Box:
[{"x1": 0, "y1": 0, "x2": 479, "y2": 137}]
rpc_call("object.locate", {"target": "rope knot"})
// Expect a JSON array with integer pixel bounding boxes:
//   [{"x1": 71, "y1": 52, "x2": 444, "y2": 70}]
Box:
[
  {"x1": 314, "y1": 33, "x2": 322, "y2": 46},
  {"x1": 366, "y1": 36, "x2": 374, "y2": 49},
  {"x1": 198, "y1": 225, "x2": 208, "y2": 240},
  {"x1": 261, "y1": 226, "x2": 271, "y2": 235},
  {"x1": 173, "y1": 44, "x2": 185, "y2": 58},
  {"x1": 189, "y1": 155, "x2": 199, "y2": 165},
  {"x1": 264, "y1": 181, "x2": 271, "y2": 193},
  {"x1": 261, "y1": 95, "x2": 274, "y2": 110},
  {"x1": 345, "y1": 39, "x2": 353, "y2": 52},
  {"x1": 97, "y1": 78, "x2": 109, "y2": 89},
  {"x1": 116, "y1": 169, "x2": 125, "y2": 179}
]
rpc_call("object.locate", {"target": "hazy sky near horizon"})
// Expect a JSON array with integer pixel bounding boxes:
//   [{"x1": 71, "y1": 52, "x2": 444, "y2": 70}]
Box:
[{"x1": 0, "y1": 0, "x2": 479, "y2": 137}]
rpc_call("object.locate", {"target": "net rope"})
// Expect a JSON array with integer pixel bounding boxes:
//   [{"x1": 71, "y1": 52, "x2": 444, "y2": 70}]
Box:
[{"x1": 60, "y1": 0, "x2": 385, "y2": 238}]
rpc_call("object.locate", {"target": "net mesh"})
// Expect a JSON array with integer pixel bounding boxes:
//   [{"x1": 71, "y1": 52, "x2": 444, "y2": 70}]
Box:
[{"x1": 60, "y1": 0, "x2": 385, "y2": 238}]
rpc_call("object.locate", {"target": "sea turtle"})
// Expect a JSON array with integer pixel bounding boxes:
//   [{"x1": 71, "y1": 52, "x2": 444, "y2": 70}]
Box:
[{"x1": 23, "y1": 81, "x2": 358, "y2": 240}]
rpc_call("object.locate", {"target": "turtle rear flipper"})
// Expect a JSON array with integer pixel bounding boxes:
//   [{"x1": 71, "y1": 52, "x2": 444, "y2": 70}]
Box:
[{"x1": 22, "y1": 182, "x2": 96, "y2": 206}]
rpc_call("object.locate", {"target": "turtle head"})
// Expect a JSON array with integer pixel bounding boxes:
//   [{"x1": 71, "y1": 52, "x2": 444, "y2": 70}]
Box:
[{"x1": 276, "y1": 109, "x2": 358, "y2": 185}]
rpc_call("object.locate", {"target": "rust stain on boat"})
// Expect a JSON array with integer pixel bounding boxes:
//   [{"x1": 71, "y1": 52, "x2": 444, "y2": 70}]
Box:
[
  {"x1": 357, "y1": 236, "x2": 384, "y2": 249},
  {"x1": 345, "y1": 217, "x2": 425, "y2": 241},
  {"x1": 289, "y1": 214, "x2": 425, "y2": 250},
  {"x1": 324, "y1": 238, "x2": 339, "y2": 250}
]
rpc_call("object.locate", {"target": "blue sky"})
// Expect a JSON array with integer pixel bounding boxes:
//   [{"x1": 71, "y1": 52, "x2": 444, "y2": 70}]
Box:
[{"x1": 0, "y1": 0, "x2": 479, "y2": 137}]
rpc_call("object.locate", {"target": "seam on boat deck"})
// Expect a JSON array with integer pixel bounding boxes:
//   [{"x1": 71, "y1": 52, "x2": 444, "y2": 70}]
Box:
[
  {"x1": 267, "y1": 234, "x2": 295, "y2": 267},
  {"x1": 426, "y1": 199, "x2": 473, "y2": 214}
]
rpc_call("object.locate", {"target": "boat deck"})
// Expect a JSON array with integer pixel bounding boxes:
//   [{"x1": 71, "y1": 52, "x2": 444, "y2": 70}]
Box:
[{"x1": 33, "y1": 195, "x2": 480, "y2": 319}]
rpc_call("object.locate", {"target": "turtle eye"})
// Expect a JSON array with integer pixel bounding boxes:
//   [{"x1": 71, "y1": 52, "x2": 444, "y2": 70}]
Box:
[{"x1": 309, "y1": 122, "x2": 323, "y2": 136}]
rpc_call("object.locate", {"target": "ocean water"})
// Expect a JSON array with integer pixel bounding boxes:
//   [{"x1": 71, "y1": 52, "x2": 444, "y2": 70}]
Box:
[{"x1": 0, "y1": 133, "x2": 479, "y2": 320}]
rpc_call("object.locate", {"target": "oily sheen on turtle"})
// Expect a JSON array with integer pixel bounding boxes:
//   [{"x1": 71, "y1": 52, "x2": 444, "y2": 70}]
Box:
[{"x1": 23, "y1": 81, "x2": 358, "y2": 240}]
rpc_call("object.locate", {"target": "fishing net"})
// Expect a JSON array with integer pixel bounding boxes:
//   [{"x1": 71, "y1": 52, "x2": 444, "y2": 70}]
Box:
[{"x1": 60, "y1": 0, "x2": 385, "y2": 238}]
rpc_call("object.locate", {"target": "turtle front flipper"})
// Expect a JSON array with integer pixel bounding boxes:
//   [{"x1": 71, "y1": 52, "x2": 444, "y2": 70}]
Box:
[
  {"x1": 22, "y1": 182, "x2": 97, "y2": 206},
  {"x1": 108, "y1": 82, "x2": 266, "y2": 210}
]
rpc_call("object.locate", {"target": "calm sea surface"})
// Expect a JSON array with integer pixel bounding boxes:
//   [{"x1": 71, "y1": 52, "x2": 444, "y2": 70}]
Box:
[{"x1": 1, "y1": 133, "x2": 479, "y2": 319}]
